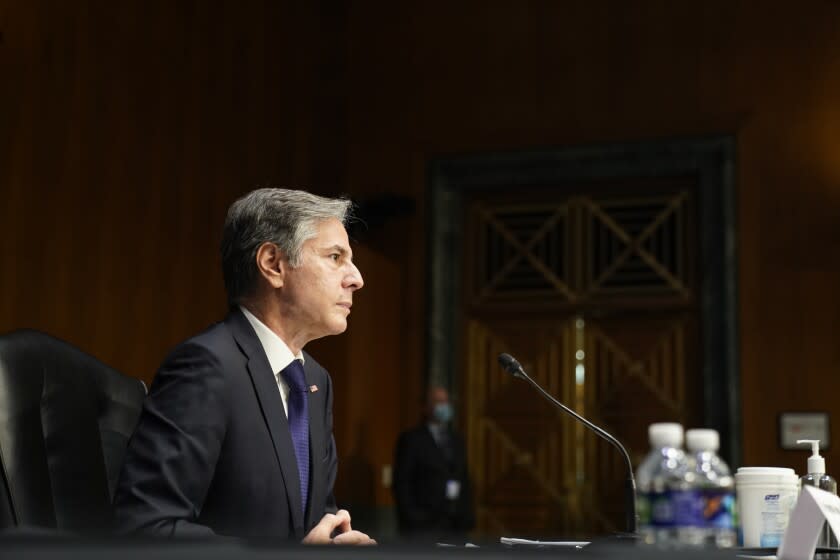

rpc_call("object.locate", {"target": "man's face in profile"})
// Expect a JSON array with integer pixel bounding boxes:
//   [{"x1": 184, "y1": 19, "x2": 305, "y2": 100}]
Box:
[{"x1": 279, "y1": 218, "x2": 364, "y2": 341}]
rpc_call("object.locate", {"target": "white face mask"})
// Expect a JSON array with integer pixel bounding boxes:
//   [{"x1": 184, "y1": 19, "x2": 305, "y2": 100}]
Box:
[{"x1": 433, "y1": 402, "x2": 453, "y2": 424}]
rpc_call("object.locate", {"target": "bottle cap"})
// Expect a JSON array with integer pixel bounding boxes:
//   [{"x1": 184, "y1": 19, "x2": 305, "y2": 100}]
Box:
[
  {"x1": 686, "y1": 429, "x2": 720, "y2": 452},
  {"x1": 649, "y1": 422, "x2": 683, "y2": 448},
  {"x1": 797, "y1": 439, "x2": 825, "y2": 474}
]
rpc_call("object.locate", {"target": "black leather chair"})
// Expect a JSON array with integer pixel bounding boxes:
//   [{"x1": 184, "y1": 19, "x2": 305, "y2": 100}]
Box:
[{"x1": 0, "y1": 330, "x2": 146, "y2": 534}]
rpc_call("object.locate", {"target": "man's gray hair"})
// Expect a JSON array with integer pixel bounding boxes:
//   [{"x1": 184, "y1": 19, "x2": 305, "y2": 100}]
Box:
[{"x1": 221, "y1": 188, "x2": 352, "y2": 305}]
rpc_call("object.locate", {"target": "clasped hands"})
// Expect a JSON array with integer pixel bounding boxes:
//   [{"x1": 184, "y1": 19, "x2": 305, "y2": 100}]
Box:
[{"x1": 302, "y1": 509, "x2": 376, "y2": 546}]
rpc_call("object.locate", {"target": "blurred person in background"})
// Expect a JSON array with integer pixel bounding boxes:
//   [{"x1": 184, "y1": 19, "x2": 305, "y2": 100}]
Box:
[{"x1": 393, "y1": 386, "x2": 475, "y2": 542}]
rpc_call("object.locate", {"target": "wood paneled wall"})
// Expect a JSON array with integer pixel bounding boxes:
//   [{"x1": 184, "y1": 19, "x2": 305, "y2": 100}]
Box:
[
  {"x1": 339, "y1": 1, "x2": 840, "y2": 477},
  {"x1": 1, "y1": 0, "x2": 314, "y2": 381},
  {"x1": 3, "y1": 0, "x2": 840, "y2": 527}
]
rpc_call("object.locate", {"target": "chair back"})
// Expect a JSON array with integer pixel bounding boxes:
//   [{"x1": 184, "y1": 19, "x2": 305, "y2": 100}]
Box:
[{"x1": 0, "y1": 330, "x2": 146, "y2": 533}]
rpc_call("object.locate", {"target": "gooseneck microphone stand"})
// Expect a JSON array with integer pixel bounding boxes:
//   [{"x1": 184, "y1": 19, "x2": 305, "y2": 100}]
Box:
[{"x1": 498, "y1": 352, "x2": 638, "y2": 536}]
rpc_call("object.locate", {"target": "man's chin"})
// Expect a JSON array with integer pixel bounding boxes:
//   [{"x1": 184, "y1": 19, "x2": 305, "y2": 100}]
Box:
[
  {"x1": 307, "y1": 320, "x2": 349, "y2": 343},
  {"x1": 328, "y1": 320, "x2": 348, "y2": 335}
]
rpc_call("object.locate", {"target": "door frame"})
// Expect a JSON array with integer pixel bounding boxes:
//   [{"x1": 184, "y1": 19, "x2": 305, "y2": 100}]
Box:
[{"x1": 426, "y1": 136, "x2": 740, "y2": 466}]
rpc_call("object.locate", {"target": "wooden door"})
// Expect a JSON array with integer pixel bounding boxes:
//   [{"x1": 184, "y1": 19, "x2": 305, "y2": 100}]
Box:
[{"x1": 461, "y1": 181, "x2": 701, "y2": 538}]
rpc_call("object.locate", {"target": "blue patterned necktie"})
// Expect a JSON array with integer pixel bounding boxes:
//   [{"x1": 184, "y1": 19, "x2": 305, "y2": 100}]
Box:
[{"x1": 281, "y1": 360, "x2": 309, "y2": 516}]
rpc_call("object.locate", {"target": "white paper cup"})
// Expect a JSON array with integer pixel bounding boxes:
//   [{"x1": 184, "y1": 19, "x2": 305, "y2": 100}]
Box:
[{"x1": 735, "y1": 467, "x2": 799, "y2": 547}]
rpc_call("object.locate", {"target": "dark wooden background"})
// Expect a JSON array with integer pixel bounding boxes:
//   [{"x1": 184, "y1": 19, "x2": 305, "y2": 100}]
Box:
[{"x1": 2, "y1": 0, "x2": 840, "y2": 532}]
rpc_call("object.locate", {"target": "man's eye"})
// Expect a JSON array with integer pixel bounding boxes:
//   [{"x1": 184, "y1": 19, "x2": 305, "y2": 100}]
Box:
[{"x1": 330, "y1": 254, "x2": 340, "y2": 261}]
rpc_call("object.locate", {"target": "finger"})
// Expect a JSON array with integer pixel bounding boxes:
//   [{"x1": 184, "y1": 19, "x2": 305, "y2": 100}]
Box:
[
  {"x1": 332, "y1": 530, "x2": 371, "y2": 545},
  {"x1": 316, "y1": 513, "x2": 337, "y2": 531},
  {"x1": 302, "y1": 513, "x2": 337, "y2": 545},
  {"x1": 333, "y1": 509, "x2": 352, "y2": 533}
]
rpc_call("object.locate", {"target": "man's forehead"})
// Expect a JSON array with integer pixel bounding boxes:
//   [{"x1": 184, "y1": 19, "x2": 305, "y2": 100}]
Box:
[{"x1": 308, "y1": 219, "x2": 352, "y2": 252}]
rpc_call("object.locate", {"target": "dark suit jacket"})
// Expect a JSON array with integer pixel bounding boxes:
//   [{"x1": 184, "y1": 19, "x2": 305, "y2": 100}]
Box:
[
  {"x1": 114, "y1": 309, "x2": 338, "y2": 539},
  {"x1": 392, "y1": 424, "x2": 474, "y2": 539}
]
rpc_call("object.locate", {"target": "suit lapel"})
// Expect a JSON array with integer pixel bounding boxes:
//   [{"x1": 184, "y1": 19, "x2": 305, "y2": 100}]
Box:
[{"x1": 227, "y1": 309, "x2": 304, "y2": 534}]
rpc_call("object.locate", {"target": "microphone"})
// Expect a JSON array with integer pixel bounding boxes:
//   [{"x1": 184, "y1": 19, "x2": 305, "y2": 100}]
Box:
[{"x1": 498, "y1": 352, "x2": 638, "y2": 535}]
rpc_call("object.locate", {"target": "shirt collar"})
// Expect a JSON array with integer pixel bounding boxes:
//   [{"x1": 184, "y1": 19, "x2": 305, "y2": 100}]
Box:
[{"x1": 239, "y1": 305, "x2": 305, "y2": 375}]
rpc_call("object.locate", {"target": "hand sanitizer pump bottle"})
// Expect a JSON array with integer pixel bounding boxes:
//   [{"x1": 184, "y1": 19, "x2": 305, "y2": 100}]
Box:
[{"x1": 797, "y1": 439, "x2": 838, "y2": 556}]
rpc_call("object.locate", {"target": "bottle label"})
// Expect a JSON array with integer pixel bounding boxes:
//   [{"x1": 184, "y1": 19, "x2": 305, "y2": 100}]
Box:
[
  {"x1": 696, "y1": 488, "x2": 736, "y2": 529},
  {"x1": 640, "y1": 489, "x2": 735, "y2": 528},
  {"x1": 758, "y1": 490, "x2": 796, "y2": 547}
]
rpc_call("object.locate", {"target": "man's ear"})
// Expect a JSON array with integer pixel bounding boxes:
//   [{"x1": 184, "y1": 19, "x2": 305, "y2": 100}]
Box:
[{"x1": 255, "y1": 242, "x2": 285, "y2": 289}]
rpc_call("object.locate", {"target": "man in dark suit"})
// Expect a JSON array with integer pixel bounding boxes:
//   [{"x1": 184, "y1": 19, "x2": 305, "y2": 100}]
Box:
[
  {"x1": 115, "y1": 189, "x2": 375, "y2": 544},
  {"x1": 393, "y1": 386, "x2": 475, "y2": 542}
]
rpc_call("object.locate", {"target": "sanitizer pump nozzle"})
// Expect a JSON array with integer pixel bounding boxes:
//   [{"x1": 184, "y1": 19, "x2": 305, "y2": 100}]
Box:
[{"x1": 797, "y1": 439, "x2": 826, "y2": 475}]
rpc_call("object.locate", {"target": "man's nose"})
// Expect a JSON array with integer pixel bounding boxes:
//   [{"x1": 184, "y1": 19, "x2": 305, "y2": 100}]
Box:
[{"x1": 345, "y1": 262, "x2": 364, "y2": 290}]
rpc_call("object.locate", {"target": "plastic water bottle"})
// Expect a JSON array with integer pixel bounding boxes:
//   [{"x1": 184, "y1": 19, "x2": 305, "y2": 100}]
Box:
[
  {"x1": 635, "y1": 422, "x2": 691, "y2": 546},
  {"x1": 684, "y1": 429, "x2": 736, "y2": 548}
]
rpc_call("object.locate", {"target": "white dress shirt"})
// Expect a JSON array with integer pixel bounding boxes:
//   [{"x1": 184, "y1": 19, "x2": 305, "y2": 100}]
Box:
[{"x1": 240, "y1": 305, "x2": 305, "y2": 418}]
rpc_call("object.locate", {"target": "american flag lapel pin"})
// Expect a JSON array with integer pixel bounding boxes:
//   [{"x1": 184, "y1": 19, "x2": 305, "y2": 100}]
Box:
[{"x1": 309, "y1": 385, "x2": 318, "y2": 393}]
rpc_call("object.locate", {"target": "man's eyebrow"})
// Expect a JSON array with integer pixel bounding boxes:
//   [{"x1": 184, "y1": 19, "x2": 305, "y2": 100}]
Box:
[{"x1": 323, "y1": 244, "x2": 352, "y2": 259}]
